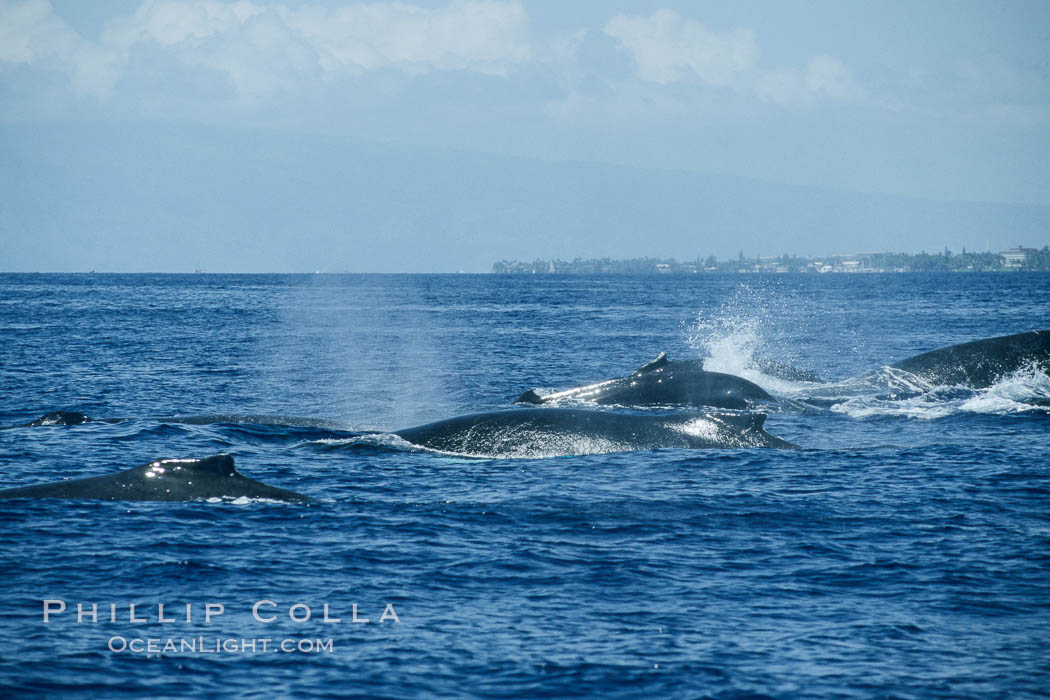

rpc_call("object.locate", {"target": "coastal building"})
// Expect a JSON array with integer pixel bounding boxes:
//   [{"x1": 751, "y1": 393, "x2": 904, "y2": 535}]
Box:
[{"x1": 1001, "y1": 247, "x2": 1037, "y2": 268}]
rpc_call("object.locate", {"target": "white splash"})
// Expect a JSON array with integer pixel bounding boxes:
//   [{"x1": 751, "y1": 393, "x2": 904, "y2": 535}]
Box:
[
  {"x1": 205, "y1": 496, "x2": 291, "y2": 505},
  {"x1": 830, "y1": 363, "x2": 1050, "y2": 420},
  {"x1": 686, "y1": 294, "x2": 817, "y2": 397},
  {"x1": 305, "y1": 433, "x2": 417, "y2": 450},
  {"x1": 830, "y1": 395, "x2": 958, "y2": 420},
  {"x1": 960, "y1": 364, "x2": 1050, "y2": 415}
]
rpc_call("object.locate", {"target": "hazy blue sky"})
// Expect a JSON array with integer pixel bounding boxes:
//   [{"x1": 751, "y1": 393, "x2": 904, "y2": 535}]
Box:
[{"x1": 2, "y1": 0, "x2": 1049, "y2": 271}]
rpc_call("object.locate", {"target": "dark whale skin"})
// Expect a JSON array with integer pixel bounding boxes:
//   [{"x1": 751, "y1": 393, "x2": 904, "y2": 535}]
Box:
[
  {"x1": 889, "y1": 330, "x2": 1050, "y2": 388},
  {"x1": 515, "y1": 353, "x2": 774, "y2": 409},
  {"x1": 394, "y1": 408, "x2": 797, "y2": 457},
  {"x1": 0, "y1": 454, "x2": 310, "y2": 503}
]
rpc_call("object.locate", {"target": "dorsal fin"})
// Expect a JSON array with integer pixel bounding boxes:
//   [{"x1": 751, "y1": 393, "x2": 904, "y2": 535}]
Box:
[
  {"x1": 634, "y1": 352, "x2": 669, "y2": 374},
  {"x1": 514, "y1": 389, "x2": 545, "y2": 404}
]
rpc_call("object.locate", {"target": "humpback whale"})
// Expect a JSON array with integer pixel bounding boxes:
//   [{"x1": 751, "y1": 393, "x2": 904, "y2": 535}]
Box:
[
  {"x1": 515, "y1": 353, "x2": 774, "y2": 409},
  {"x1": 22, "y1": 410, "x2": 95, "y2": 427},
  {"x1": 15, "y1": 409, "x2": 795, "y2": 459},
  {"x1": 887, "y1": 330, "x2": 1050, "y2": 388},
  {"x1": 14, "y1": 412, "x2": 347, "y2": 430},
  {"x1": 0, "y1": 454, "x2": 310, "y2": 502},
  {"x1": 393, "y1": 408, "x2": 796, "y2": 457}
]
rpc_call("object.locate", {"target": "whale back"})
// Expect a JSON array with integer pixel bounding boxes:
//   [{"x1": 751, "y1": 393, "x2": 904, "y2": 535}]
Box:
[
  {"x1": 619, "y1": 356, "x2": 773, "y2": 406},
  {"x1": 890, "y1": 330, "x2": 1050, "y2": 388},
  {"x1": 395, "y1": 408, "x2": 795, "y2": 457},
  {"x1": 23, "y1": 410, "x2": 92, "y2": 427},
  {"x1": 514, "y1": 353, "x2": 773, "y2": 408},
  {"x1": 0, "y1": 454, "x2": 310, "y2": 502}
]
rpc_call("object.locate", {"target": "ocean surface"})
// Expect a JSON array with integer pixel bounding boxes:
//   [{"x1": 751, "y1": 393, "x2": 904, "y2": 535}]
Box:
[{"x1": 1, "y1": 272, "x2": 1048, "y2": 698}]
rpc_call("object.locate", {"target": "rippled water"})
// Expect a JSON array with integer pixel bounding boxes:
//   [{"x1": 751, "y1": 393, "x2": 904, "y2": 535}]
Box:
[{"x1": 1, "y1": 272, "x2": 1048, "y2": 697}]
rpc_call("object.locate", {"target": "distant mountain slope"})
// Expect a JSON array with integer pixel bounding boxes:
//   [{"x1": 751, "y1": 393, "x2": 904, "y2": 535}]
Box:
[{"x1": 2, "y1": 123, "x2": 1047, "y2": 272}]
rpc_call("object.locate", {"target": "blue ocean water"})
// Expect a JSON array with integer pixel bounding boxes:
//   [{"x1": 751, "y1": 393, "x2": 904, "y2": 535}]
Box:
[{"x1": 1, "y1": 272, "x2": 1048, "y2": 698}]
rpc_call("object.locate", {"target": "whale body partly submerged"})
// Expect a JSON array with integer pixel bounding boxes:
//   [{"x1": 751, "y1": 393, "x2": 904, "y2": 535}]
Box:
[
  {"x1": 22, "y1": 410, "x2": 96, "y2": 426},
  {"x1": 886, "y1": 330, "x2": 1050, "y2": 388},
  {"x1": 515, "y1": 353, "x2": 775, "y2": 409},
  {"x1": 15, "y1": 408, "x2": 797, "y2": 460},
  {"x1": 393, "y1": 408, "x2": 796, "y2": 457},
  {"x1": 0, "y1": 454, "x2": 310, "y2": 502}
]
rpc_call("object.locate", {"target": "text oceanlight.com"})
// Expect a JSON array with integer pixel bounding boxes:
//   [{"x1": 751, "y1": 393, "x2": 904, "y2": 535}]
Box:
[{"x1": 108, "y1": 636, "x2": 335, "y2": 655}]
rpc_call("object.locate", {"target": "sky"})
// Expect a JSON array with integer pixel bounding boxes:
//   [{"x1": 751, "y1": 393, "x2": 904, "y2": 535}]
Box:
[{"x1": 1, "y1": 0, "x2": 1049, "y2": 271}]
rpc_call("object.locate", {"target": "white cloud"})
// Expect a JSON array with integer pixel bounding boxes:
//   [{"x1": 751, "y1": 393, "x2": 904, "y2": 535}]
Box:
[
  {"x1": 0, "y1": 0, "x2": 72, "y2": 64},
  {"x1": 754, "y1": 55, "x2": 866, "y2": 106},
  {"x1": 804, "y1": 55, "x2": 865, "y2": 101},
  {"x1": 0, "y1": 0, "x2": 121, "y2": 97},
  {"x1": 603, "y1": 8, "x2": 866, "y2": 108},
  {"x1": 283, "y1": 1, "x2": 530, "y2": 75},
  {"x1": 603, "y1": 9, "x2": 757, "y2": 86},
  {"x1": 0, "y1": 0, "x2": 531, "y2": 100},
  {"x1": 107, "y1": 0, "x2": 263, "y2": 48}
]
